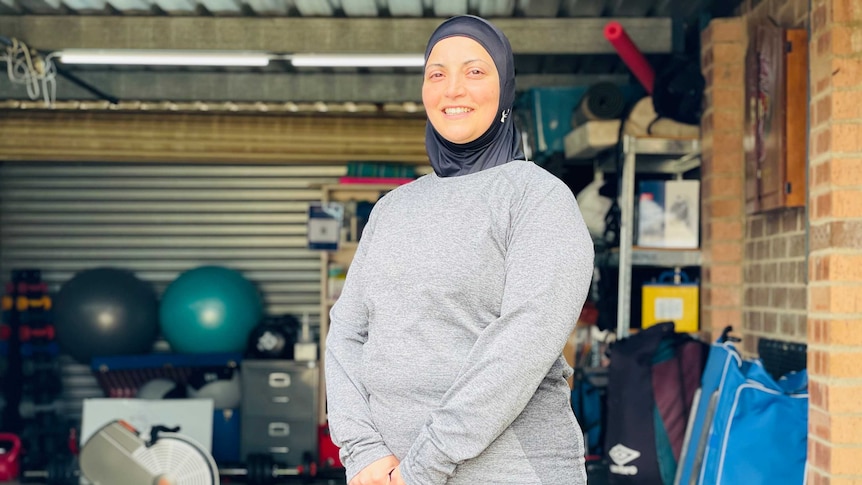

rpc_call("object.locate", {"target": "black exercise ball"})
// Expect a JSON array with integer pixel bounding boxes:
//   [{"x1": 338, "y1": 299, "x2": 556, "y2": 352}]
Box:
[{"x1": 54, "y1": 267, "x2": 159, "y2": 364}]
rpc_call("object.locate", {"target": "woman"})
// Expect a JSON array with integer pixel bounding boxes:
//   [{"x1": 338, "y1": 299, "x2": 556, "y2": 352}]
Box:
[{"x1": 325, "y1": 15, "x2": 594, "y2": 485}]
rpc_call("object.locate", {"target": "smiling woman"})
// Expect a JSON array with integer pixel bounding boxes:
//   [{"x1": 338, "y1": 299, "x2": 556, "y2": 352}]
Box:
[
  {"x1": 422, "y1": 36, "x2": 500, "y2": 145},
  {"x1": 324, "y1": 15, "x2": 594, "y2": 485}
]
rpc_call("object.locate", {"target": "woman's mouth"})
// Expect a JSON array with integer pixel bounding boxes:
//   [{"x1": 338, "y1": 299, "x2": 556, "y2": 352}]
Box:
[{"x1": 443, "y1": 107, "x2": 473, "y2": 115}]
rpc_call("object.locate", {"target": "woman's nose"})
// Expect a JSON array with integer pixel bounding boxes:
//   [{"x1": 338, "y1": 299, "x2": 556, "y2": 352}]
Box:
[{"x1": 444, "y1": 74, "x2": 466, "y2": 98}]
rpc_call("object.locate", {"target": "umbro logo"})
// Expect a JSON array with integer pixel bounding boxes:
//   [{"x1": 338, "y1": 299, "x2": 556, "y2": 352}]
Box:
[{"x1": 609, "y1": 443, "x2": 640, "y2": 476}]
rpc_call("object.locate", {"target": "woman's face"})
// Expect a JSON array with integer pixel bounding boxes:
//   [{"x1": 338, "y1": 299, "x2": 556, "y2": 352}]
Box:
[{"x1": 423, "y1": 36, "x2": 500, "y2": 145}]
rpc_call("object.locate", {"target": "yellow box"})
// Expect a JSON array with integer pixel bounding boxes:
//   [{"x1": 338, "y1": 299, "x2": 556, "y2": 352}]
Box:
[{"x1": 642, "y1": 272, "x2": 699, "y2": 333}]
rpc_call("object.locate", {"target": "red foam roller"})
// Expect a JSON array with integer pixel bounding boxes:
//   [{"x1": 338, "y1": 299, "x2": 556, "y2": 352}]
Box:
[{"x1": 604, "y1": 21, "x2": 655, "y2": 94}]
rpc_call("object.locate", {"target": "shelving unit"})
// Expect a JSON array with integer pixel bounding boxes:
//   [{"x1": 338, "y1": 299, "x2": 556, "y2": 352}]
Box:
[
  {"x1": 316, "y1": 183, "x2": 398, "y2": 425},
  {"x1": 610, "y1": 135, "x2": 702, "y2": 338}
]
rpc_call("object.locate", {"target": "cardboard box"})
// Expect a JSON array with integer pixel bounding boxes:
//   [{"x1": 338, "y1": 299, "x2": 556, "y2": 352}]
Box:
[{"x1": 637, "y1": 180, "x2": 700, "y2": 249}]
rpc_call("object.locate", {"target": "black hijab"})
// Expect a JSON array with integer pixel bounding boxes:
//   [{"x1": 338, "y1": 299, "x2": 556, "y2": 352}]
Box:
[{"x1": 424, "y1": 15, "x2": 526, "y2": 177}]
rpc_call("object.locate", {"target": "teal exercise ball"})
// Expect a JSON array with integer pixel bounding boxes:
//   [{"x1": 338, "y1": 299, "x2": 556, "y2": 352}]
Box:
[{"x1": 159, "y1": 266, "x2": 264, "y2": 354}]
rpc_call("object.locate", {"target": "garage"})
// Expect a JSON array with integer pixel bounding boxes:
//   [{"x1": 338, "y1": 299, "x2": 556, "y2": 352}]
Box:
[{"x1": 0, "y1": 0, "x2": 857, "y2": 483}]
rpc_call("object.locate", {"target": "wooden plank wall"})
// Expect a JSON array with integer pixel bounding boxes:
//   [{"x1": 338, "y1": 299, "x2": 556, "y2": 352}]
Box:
[{"x1": 0, "y1": 111, "x2": 429, "y2": 164}]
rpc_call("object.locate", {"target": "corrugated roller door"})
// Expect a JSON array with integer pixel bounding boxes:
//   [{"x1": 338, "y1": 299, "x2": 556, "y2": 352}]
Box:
[{"x1": 0, "y1": 161, "x2": 345, "y2": 417}]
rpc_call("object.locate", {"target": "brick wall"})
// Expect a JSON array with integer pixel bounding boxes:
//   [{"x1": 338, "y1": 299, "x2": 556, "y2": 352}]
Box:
[
  {"x1": 744, "y1": 211, "x2": 808, "y2": 351},
  {"x1": 699, "y1": 18, "x2": 746, "y2": 343},
  {"x1": 806, "y1": 0, "x2": 862, "y2": 481},
  {"x1": 709, "y1": 0, "x2": 862, "y2": 481},
  {"x1": 739, "y1": 0, "x2": 811, "y2": 356}
]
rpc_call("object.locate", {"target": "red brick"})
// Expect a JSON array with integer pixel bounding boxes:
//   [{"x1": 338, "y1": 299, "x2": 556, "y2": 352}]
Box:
[
  {"x1": 822, "y1": 254, "x2": 862, "y2": 281},
  {"x1": 810, "y1": 254, "x2": 831, "y2": 281},
  {"x1": 710, "y1": 264, "x2": 743, "y2": 285},
  {"x1": 708, "y1": 175, "x2": 743, "y2": 199},
  {"x1": 709, "y1": 220, "x2": 743, "y2": 240},
  {"x1": 829, "y1": 383, "x2": 862, "y2": 413},
  {"x1": 829, "y1": 476, "x2": 862, "y2": 485},
  {"x1": 830, "y1": 25, "x2": 862, "y2": 55},
  {"x1": 833, "y1": 415, "x2": 862, "y2": 445},
  {"x1": 710, "y1": 146, "x2": 743, "y2": 174},
  {"x1": 713, "y1": 62, "x2": 744, "y2": 85},
  {"x1": 815, "y1": 320, "x2": 862, "y2": 347},
  {"x1": 708, "y1": 286, "x2": 742, "y2": 307},
  {"x1": 810, "y1": 284, "x2": 862, "y2": 313},
  {"x1": 714, "y1": 43, "x2": 746, "y2": 65},
  {"x1": 818, "y1": 29, "x2": 833, "y2": 56},
  {"x1": 812, "y1": 160, "x2": 831, "y2": 188},
  {"x1": 831, "y1": 158, "x2": 862, "y2": 186},
  {"x1": 833, "y1": 0, "x2": 862, "y2": 22},
  {"x1": 828, "y1": 351, "x2": 862, "y2": 378},
  {"x1": 711, "y1": 241, "x2": 743, "y2": 263},
  {"x1": 707, "y1": 18, "x2": 745, "y2": 44},
  {"x1": 711, "y1": 87, "x2": 744, "y2": 110},
  {"x1": 833, "y1": 190, "x2": 862, "y2": 218},
  {"x1": 816, "y1": 94, "x2": 832, "y2": 125},
  {"x1": 811, "y1": 3, "x2": 829, "y2": 34},
  {"x1": 833, "y1": 446, "x2": 862, "y2": 475},
  {"x1": 833, "y1": 90, "x2": 862, "y2": 120},
  {"x1": 814, "y1": 126, "x2": 832, "y2": 158},
  {"x1": 814, "y1": 192, "x2": 833, "y2": 219},
  {"x1": 832, "y1": 57, "x2": 862, "y2": 88},
  {"x1": 711, "y1": 109, "x2": 743, "y2": 132},
  {"x1": 710, "y1": 198, "x2": 743, "y2": 218},
  {"x1": 831, "y1": 123, "x2": 862, "y2": 153},
  {"x1": 810, "y1": 438, "x2": 832, "y2": 471},
  {"x1": 810, "y1": 378, "x2": 828, "y2": 409},
  {"x1": 809, "y1": 406, "x2": 831, "y2": 441}
]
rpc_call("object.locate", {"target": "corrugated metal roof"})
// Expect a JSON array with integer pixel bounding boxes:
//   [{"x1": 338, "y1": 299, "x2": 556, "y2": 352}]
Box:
[{"x1": 0, "y1": 0, "x2": 721, "y2": 107}]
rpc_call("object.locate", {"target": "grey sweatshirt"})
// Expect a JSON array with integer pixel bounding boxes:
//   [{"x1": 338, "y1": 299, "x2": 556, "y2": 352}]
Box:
[{"x1": 325, "y1": 160, "x2": 594, "y2": 485}]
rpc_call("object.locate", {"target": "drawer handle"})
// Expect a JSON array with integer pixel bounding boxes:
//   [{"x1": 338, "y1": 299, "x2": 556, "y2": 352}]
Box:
[
  {"x1": 269, "y1": 372, "x2": 291, "y2": 387},
  {"x1": 269, "y1": 446, "x2": 290, "y2": 454},
  {"x1": 272, "y1": 396, "x2": 290, "y2": 403},
  {"x1": 268, "y1": 422, "x2": 290, "y2": 437}
]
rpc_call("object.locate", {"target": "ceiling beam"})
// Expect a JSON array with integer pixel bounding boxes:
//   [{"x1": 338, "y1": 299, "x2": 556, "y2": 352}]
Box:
[
  {"x1": 0, "y1": 16, "x2": 674, "y2": 54},
  {"x1": 0, "y1": 71, "x2": 631, "y2": 103}
]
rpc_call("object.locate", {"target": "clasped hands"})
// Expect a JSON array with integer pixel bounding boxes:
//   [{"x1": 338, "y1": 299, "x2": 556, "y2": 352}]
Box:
[{"x1": 349, "y1": 455, "x2": 406, "y2": 485}]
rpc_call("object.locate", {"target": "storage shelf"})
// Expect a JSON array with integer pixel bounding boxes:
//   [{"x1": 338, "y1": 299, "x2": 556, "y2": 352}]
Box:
[
  {"x1": 603, "y1": 247, "x2": 702, "y2": 267},
  {"x1": 609, "y1": 135, "x2": 702, "y2": 339}
]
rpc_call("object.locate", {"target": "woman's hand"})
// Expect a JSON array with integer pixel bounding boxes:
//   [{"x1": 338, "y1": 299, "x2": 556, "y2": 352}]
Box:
[
  {"x1": 348, "y1": 455, "x2": 400, "y2": 485},
  {"x1": 389, "y1": 465, "x2": 407, "y2": 485}
]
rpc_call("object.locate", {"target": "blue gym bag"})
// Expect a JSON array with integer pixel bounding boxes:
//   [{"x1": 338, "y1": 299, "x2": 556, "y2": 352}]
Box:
[{"x1": 675, "y1": 333, "x2": 808, "y2": 485}]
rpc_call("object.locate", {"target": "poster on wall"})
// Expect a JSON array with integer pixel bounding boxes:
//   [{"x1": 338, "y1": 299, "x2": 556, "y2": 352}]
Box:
[{"x1": 744, "y1": 23, "x2": 790, "y2": 215}]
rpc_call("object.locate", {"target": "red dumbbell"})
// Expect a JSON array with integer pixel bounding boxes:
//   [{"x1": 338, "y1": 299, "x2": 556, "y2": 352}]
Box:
[
  {"x1": 0, "y1": 324, "x2": 10, "y2": 341},
  {"x1": 18, "y1": 325, "x2": 56, "y2": 342}
]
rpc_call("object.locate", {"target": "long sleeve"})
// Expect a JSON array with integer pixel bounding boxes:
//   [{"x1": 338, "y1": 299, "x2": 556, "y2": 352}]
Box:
[
  {"x1": 398, "y1": 183, "x2": 595, "y2": 485},
  {"x1": 324, "y1": 201, "x2": 394, "y2": 482}
]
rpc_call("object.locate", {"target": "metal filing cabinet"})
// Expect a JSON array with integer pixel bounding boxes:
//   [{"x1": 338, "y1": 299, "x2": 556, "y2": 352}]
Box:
[{"x1": 240, "y1": 360, "x2": 320, "y2": 466}]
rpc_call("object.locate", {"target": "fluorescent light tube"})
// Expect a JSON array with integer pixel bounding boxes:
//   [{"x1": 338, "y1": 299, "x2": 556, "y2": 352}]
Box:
[
  {"x1": 289, "y1": 54, "x2": 425, "y2": 68},
  {"x1": 57, "y1": 50, "x2": 271, "y2": 67}
]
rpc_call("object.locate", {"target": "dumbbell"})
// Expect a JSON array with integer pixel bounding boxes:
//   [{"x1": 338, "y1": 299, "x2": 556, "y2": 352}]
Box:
[
  {"x1": 21, "y1": 455, "x2": 78, "y2": 485},
  {"x1": 20, "y1": 342, "x2": 59, "y2": 357},
  {"x1": 220, "y1": 453, "x2": 317, "y2": 485},
  {"x1": 21, "y1": 359, "x2": 61, "y2": 377},
  {"x1": 14, "y1": 280, "x2": 46, "y2": 295},
  {"x1": 21, "y1": 373, "x2": 63, "y2": 399},
  {"x1": 0, "y1": 324, "x2": 10, "y2": 341},
  {"x1": 16, "y1": 296, "x2": 51, "y2": 312},
  {"x1": 1, "y1": 296, "x2": 11, "y2": 312},
  {"x1": 18, "y1": 400, "x2": 71, "y2": 419},
  {"x1": 19, "y1": 325, "x2": 56, "y2": 342}
]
